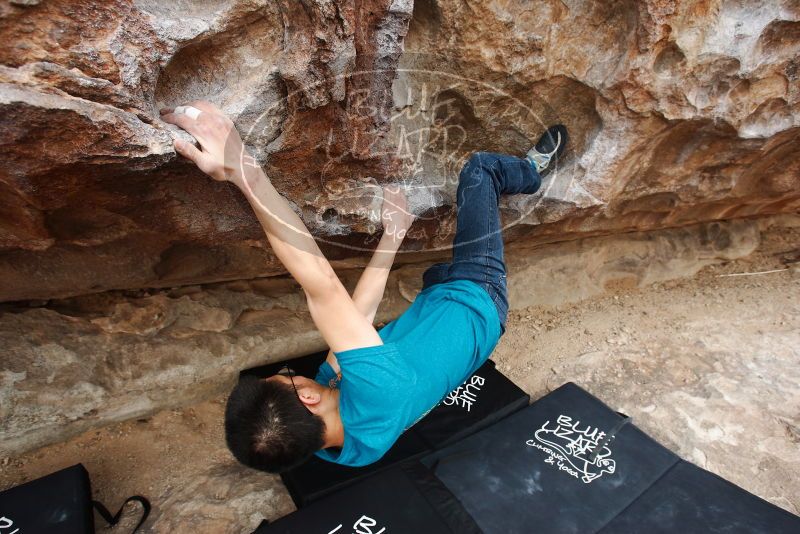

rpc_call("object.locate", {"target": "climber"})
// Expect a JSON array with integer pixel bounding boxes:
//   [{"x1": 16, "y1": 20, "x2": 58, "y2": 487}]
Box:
[{"x1": 161, "y1": 101, "x2": 568, "y2": 472}]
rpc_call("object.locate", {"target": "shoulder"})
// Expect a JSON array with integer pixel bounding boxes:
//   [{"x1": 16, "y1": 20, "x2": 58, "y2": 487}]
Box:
[
  {"x1": 335, "y1": 342, "x2": 413, "y2": 390},
  {"x1": 326, "y1": 393, "x2": 403, "y2": 467}
]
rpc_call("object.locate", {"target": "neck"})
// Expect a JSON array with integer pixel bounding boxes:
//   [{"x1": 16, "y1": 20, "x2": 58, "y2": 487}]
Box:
[{"x1": 320, "y1": 387, "x2": 344, "y2": 449}]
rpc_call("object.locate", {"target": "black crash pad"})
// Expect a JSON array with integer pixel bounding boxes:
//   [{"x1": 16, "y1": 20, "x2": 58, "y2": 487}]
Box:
[
  {"x1": 422, "y1": 382, "x2": 800, "y2": 534},
  {"x1": 254, "y1": 463, "x2": 481, "y2": 534},
  {"x1": 598, "y1": 460, "x2": 799, "y2": 533},
  {"x1": 277, "y1": 358, "x2": 529, "y2": 507},
  {"x1": 280, "y1": 427, "x2": 430, "y2": 509},
  {"x1": 0, "y1": 464, "x2": 94, "y2": 533},
  {"x1": 413, "y1": 359, "x2": 531, "y2": 449}
]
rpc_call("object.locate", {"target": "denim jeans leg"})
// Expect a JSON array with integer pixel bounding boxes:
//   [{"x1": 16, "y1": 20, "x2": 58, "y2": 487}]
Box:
[{"x1": 446, "y1": 152, "x2": 541, "y2": 332}]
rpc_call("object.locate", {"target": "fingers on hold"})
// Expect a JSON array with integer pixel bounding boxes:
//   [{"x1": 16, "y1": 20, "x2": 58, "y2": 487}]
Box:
[
  {"x1": 174, "y1": 139, "x2": 194, "y2": 158},
  {"x1": 174, "y1": 138, "x2": 204, "y2": 162},
  {"x1": 174, "y1": 140, "x2": 219, "y2": 178},
  {"x1": 185, "y1": 104, "x2": 230, "y2": 128},
  {"x1": 162, "y1": 112, "x2": 200, "y2": 135},
  {"x1": 159, "y1": 107, "x2": 173, "y2": 115},
  {"x1": 161, "y1": 112, "x2": 183, "y2": 125},
  {"x1": 189, "y1": 100, "x2": 219, "y2": 113}
]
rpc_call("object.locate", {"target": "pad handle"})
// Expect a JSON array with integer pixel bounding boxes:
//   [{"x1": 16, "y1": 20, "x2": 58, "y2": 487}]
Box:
[{"x1": 92, "y1": 495, "x2": 151, "y2": 533}]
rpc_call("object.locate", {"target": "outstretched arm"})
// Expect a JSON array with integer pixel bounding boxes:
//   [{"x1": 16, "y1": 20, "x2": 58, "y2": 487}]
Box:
[
  {"x1": 161, "y1": 101, "x2": 382, "y2": 353},
  {"x1": 325, "y1": 186, "x2": 416, "y2": 374},
  {"x1": 353, "y1": 186, "x2": 415, "y2": 323}
]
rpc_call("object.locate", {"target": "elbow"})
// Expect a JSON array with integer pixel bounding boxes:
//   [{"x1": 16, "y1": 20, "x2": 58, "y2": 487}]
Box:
[{"x1": 305, "y1": 267, "x2": 344, "y2": 301}]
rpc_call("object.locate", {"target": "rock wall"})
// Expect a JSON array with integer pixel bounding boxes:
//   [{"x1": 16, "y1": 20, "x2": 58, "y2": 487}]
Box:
[
  {"x1": 1, "y1": 0, "x2": 798, "y2": 302},
  {"x1": 0, "y1": 218, "x2": 766, "y2": 456}
]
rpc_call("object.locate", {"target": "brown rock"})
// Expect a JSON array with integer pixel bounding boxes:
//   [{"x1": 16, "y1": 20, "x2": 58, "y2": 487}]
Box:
[
  {"x1": 0, "y1": 0, "x2": 797, "y2": 302},
  {"x1": 0, "y1": 218, "x2": 773, "y2": 456}
]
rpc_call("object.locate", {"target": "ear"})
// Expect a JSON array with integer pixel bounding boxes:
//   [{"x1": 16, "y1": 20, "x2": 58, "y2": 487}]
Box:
[{"x1": 297, "y1": 387, "x2": 321, "y2": 406}]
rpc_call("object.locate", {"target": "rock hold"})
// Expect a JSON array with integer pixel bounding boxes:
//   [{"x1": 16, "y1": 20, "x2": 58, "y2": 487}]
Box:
[{"x1": 0, "y1": 0, "x2": 798, "y2": 304}]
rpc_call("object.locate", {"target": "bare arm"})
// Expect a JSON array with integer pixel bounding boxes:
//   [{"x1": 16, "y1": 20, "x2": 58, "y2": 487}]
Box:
[
  {"x1": 161, "y1": 101, "x2": 382, "y2": 353},
  {"x1": 325, "y1": 186, "x2": 415, "y2": 374},
  {"x1": 353, "y1": 186, "x2": 415, "y2": 322}
]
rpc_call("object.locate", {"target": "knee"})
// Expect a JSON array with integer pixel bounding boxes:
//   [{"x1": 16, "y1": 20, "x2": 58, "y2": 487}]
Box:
[
  {"x1": 460, "y1": 152, "x2": 494, "y2": 180},
  {"x1": 463, "y1": 152, "x2": 492, "y2": 171},
  {"x1": 459, "y1": 152, "x2": 499, "y2": 191}
]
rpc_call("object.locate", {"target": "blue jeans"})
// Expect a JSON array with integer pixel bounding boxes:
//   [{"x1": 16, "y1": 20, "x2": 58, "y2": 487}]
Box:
[{"x1": 421, "y1": 152, "x2": 541, "y2": 334}]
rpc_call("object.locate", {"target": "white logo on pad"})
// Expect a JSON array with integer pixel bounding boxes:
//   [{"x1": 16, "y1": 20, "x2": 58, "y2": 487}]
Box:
[
  {"x1": 328, "y1": 515, "x2": 386, "y2": 534},
  {"x1": 526, "y1": 414, "x2": 617, "y2": 484},
  {"x1": 443, "y1": 374, "x2": 485, "y2": 412},
  {"x1": 0, "y1": 516, "x2": 20, "y2": 534}
]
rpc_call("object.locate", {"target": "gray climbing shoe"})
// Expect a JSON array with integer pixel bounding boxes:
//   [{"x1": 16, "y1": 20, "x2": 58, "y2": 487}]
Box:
[{"x1": 526, "y1": 124, "x2": 569, "y2": 178}]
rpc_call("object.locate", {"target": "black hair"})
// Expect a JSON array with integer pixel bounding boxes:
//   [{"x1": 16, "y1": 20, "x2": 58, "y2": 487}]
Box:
[{"x1": 224, "y1": 375, "x2": 326, "y2": 473}]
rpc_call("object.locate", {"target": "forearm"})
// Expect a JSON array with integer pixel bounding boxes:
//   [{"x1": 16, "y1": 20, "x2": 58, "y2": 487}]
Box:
[
  {"x1": 163, "y1": 100, "x2": 383, "y2": 355},
  {"x1": 351, "y1": 233, "x2": 402, "y2": 322},
  {"x1": 237, "y1": 166, "x2": 384, "y2": 353},
  {"x1": 324, "y1": 232, "x2": 400, "y2": 375},
  {"x1": 234, "y1": 166, "x2": 337, "y2": 297}
]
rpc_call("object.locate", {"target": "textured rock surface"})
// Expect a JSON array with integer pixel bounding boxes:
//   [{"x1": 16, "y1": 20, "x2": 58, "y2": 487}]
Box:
[
  {"x1": 1, "y1": 0, "x2": 799, "y2": 301},
  {"x1": 1, "y1": 230, "x2": 797, "y2": 531},
  {"x1": 0, "y1": 217, "x2": 768, "y2": 456},
  {"x1": 0, "y1": 0, "x2": 411, "y2": 301}
]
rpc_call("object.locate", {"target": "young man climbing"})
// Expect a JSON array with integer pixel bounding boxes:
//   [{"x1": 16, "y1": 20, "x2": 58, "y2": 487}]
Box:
[{"x1": 161, "y1": 101, "x2": 568, "y2": 471}]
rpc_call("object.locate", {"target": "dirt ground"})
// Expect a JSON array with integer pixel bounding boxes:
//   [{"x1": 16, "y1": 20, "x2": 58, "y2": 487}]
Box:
[{"x1": 1, "y1": 226, "x2": 798, "y2": 532}]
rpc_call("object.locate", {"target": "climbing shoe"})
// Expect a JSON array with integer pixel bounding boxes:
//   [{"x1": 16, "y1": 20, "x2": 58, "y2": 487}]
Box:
[{"x1": 526, "y1": 124, "x2": 569, "y2": 178}]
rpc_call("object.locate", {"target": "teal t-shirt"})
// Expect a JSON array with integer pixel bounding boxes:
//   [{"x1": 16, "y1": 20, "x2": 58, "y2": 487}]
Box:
[{"x1": 314, "y1": 279, "x2": 502, "y2": 467}]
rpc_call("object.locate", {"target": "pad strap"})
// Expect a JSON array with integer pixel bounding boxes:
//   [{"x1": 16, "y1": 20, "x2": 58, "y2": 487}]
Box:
[{"x1": 92, "y1": 495, "x2": 151, "y2": 533}]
